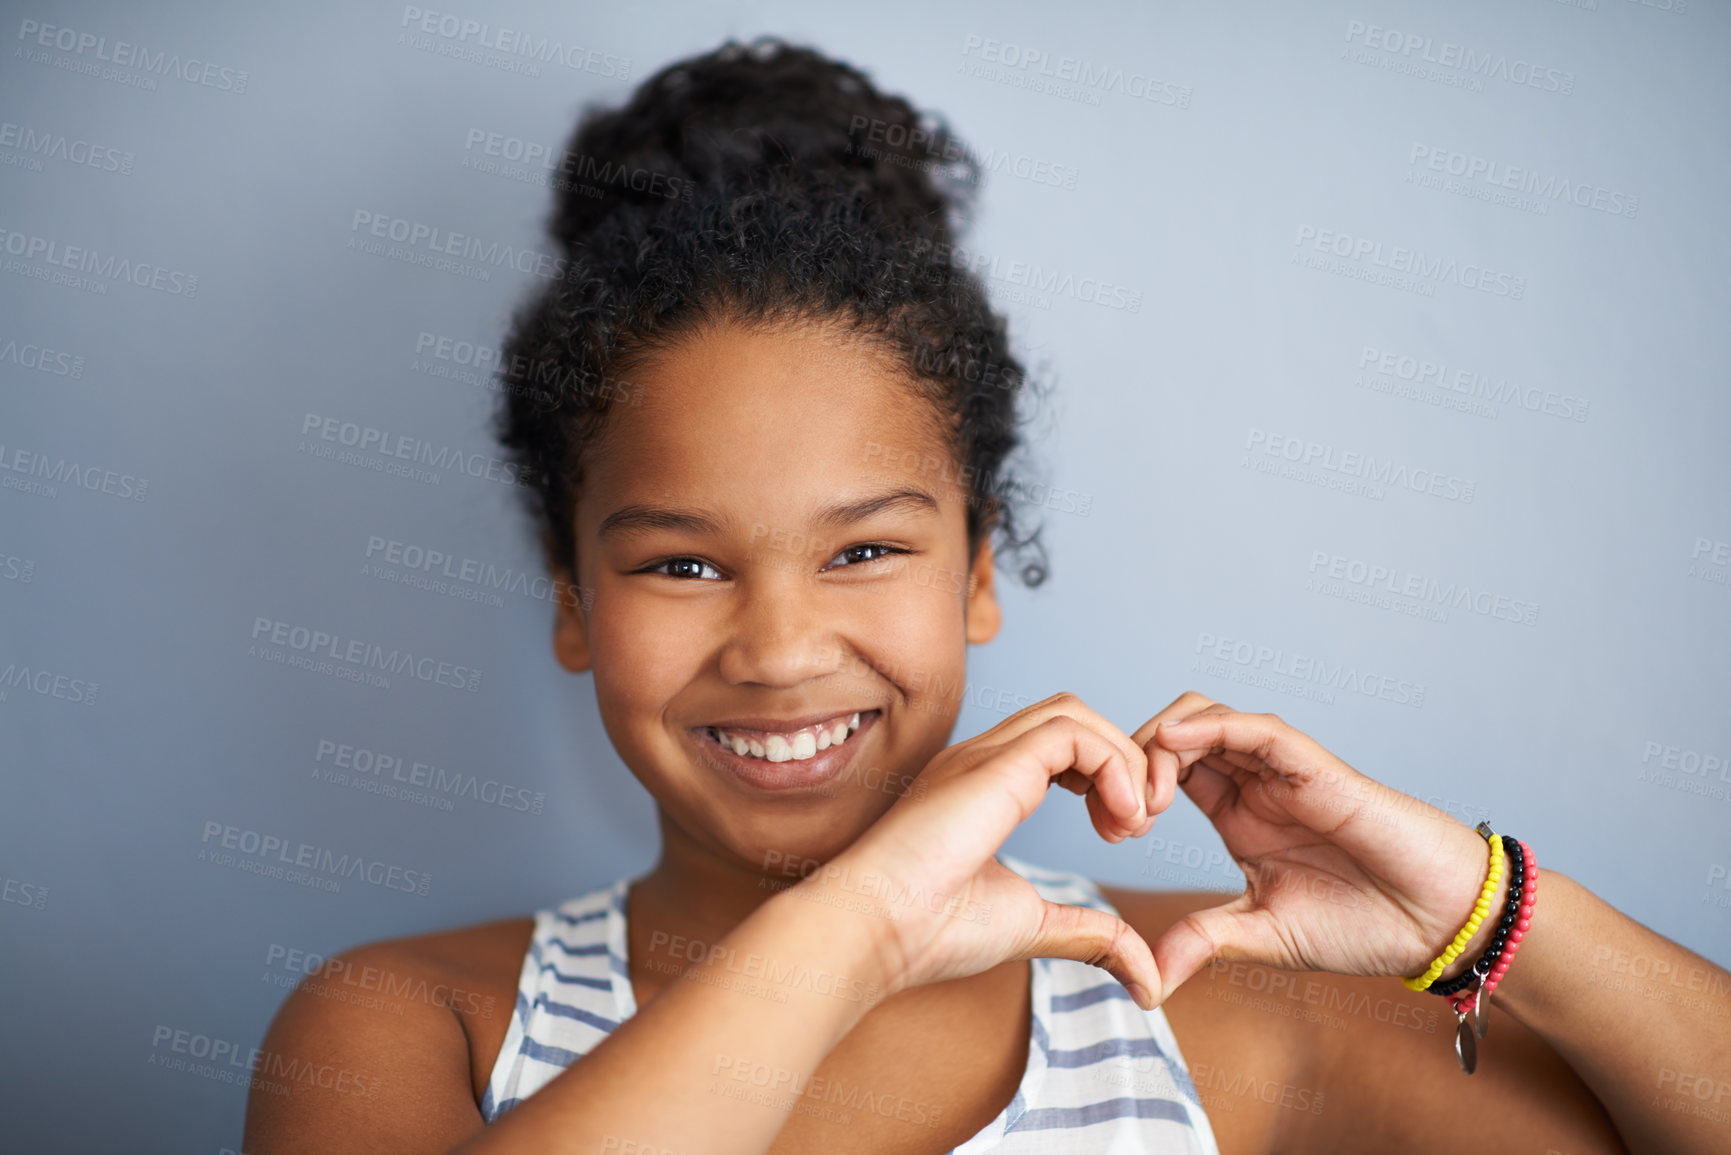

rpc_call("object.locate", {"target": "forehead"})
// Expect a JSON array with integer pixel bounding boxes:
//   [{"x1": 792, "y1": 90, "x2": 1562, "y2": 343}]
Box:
[{"x1": 580, "y1": 319, "x2": 962, "y2": 521}]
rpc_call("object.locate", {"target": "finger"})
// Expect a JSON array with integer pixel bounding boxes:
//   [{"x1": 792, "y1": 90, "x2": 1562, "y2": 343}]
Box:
[
  {"x1": 1052, "y1": 769, "x2": 1092, "y2": 796},
  {"x1": 1129, "y1": 696, "x2": 1227, "y2": 821},
  {"x1": 1010, "y1": 716, "x2": 1144, "y2": 832},
  {"x1": 988, "y1": 694, "x2": 1148, "y2": 829},
  {"x1": 1146, "y1": 894, "x2": 1291, "y2": 997},
  {"x1": 880, "y1": 715, "x2": 1149, "y2": 870},
  {"x1": 1170, "y1": 750, "x2": 1240, "y2": 825},
  {"x1": 1127, "y1": 691, "x2": 1220, "y2": 748},
  {"x1": 1084, "y1": 782, "x2": 1151, "y2": 844},
  {"x1": 1153, "y1": 712, "x2": 1386, "y2": 852},
  {"x1": 1022, "y1": 899, "x2": 1161, "y2": 1011}
]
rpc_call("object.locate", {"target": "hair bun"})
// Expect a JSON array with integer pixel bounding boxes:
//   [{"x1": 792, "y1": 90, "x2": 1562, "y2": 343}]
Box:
[{"x1": 547, "y1": 36, "x2": 977, "y2": 252}]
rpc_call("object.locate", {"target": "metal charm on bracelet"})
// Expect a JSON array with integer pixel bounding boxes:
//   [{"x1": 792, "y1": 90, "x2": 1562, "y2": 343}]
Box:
[{"x1": 1454, "y1": 1004, "x2": 1476, "y2": 1074}]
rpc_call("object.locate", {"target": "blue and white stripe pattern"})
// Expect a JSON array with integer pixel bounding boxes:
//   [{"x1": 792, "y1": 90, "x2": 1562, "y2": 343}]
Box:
[{"x1": 482, "y1": 852, "x2": 1221, "y2": 1153}]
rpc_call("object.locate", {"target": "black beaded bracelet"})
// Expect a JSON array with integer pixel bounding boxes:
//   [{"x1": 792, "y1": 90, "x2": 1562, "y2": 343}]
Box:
[{"x1": 1430, "y1": 834, "x2": 1524, "y2": 997}]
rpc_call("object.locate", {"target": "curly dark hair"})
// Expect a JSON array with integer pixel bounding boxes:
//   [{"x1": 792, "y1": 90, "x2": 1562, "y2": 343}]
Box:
[{"x1": 492, "y1": 35, "x2": 1052, "y2": 588}]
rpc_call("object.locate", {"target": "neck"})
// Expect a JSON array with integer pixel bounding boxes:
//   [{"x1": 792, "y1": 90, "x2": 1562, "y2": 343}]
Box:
[{"x1": 629, "y1": 811, "x2": 792, "y2": 947}]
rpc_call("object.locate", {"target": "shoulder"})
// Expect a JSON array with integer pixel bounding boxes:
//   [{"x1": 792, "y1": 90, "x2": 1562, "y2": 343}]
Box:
[{"x1": 242, "y1": 915, "x2": 534, "y2": 1153}]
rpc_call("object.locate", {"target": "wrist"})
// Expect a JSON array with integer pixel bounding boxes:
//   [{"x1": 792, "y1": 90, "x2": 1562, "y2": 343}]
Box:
[
  {"x1": 1434, "y1": 855, "x2": 1511, "y2": 984},
  {"x1": 771, "y1": 868, "x2": 911, "y2": 1002}
]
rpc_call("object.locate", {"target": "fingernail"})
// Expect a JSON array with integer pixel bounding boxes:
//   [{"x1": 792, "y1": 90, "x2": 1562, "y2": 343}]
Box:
[{"x1": 1125, "y1": 982, "x2": 1152, "y2": 1010}]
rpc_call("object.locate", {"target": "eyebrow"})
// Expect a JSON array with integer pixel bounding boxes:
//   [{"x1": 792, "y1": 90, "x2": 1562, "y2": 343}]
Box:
[{"x1": 595, "y1": 487, "x2": 942, "y2": 540}]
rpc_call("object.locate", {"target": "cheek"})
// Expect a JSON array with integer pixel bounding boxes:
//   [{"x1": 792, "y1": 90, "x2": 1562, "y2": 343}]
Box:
[
  {"x1": 860, "y1": 577, "x2": 971, "y2": 708},
  {"x1": 587, "y1": 593, "x2": 700, "y2": 718}
]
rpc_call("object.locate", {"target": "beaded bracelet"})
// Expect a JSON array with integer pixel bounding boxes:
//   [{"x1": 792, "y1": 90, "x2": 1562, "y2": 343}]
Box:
[
  {"x1": 1430, "y1": 835, "x2": 1525, "y2": 998},
  {"x1": 1401, "y1": 822, "x2": 1505, "y2": 992},
  {"x1": 1443, "y1": 835, "x2": 1537, "y2": 1074},
  {"x1": 1451, "y1": 838, "x2": 1536, "y2": 1016}
]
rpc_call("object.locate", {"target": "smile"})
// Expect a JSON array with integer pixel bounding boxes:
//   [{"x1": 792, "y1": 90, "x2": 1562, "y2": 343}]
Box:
[{"x1": 703, "y1": 711, "x2": 867, "y2": 763}]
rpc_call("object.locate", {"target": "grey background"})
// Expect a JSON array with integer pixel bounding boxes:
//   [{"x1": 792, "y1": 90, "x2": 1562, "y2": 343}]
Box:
[{"x1": 2, "y1": 0, "x2": 1727, "y2": 1151}]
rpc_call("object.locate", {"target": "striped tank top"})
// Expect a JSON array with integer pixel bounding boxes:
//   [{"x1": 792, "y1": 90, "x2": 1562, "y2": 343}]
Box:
[{"x1": 482, "y1": 852, "x2": 1222, "y2": 1153}]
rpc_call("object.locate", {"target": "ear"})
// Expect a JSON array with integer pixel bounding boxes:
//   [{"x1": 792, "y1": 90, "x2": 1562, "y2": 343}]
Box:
[
  {"x1": 964, "y1": 535, "x2": 1002, "y2": 645},
  {"x1": 545, "y1": 531, "x2": 592, "y2": 673},
  {"x1": 551, "y1": 563, "x2": 593, "y2": 673}
]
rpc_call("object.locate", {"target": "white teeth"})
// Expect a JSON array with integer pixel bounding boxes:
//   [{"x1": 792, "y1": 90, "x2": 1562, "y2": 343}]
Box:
[{"x1": 711, "y1": 713, "x2": 870, "y2": 763}]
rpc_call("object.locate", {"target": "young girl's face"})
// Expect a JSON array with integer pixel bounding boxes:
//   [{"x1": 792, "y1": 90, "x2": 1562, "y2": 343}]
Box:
[{"x1": 551, "y1": 316, "x2": 1002, "y2": 874}]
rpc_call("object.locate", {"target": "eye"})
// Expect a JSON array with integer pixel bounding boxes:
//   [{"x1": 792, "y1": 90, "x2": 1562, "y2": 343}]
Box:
[
  {"x1": 823, "y1": 543, "x2": 909, "y2": 570},
  {"x1": 639, "y1": 556, "x2": 725, "y2": 581}
]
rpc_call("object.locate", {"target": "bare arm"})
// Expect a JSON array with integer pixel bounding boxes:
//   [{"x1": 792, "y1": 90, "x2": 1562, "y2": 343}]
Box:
[
  {"x1": 452, "y1": 882, "x2": 897, "y2": 1155},
  {"x1": 243, "y1": 882, "x2": 898, "y2": 1155},
  {"x1": 1458, "y1": 869, "x2": 1731, "y2": 1155},
  {"x1": 1125, "y1": 698, "x2": 1731, "y2": 1155}
]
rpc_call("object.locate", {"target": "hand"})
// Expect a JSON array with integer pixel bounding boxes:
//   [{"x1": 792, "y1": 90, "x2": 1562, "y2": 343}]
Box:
[
  {"x1": 1131, "y1": 692, "x2": 1498, "y2": 1001},
  {"x1": 807, "y1": 693, "x2": 1170, "y2": 1009}
]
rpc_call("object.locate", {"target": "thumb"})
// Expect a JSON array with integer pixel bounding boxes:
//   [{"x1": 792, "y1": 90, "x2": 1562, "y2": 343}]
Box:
[
  {"x1": 1147, "y1": 893, "x2": 1285, "y2": 997},
  {"x1": 1024, "y1": 899, "x2": 1161, "y2": 1011}
]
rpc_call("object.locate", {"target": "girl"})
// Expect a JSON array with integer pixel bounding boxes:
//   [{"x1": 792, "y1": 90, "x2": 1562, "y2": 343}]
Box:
[{"x1": 244, "y1": 37, "x2": 1730, "y2": 1155}]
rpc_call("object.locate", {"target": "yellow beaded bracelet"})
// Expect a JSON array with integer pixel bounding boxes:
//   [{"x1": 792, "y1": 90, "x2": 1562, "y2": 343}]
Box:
[{"x1": 1402, "y1": 825, "x2": 1504, "y2": 992}]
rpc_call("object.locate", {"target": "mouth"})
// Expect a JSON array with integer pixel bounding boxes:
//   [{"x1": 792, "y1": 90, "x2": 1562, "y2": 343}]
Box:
[
  {"x1": 702, "y1": 710, "x2": 869, "y2": 763},
  {"x1": 689, "y1": 709, "x2": 882, "y2": 792}
]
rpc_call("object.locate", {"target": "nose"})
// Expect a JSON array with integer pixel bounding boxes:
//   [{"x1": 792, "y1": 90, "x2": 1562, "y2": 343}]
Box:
[{"x1": 715, "y1": 569, "x2": 846, "y2": 689}]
